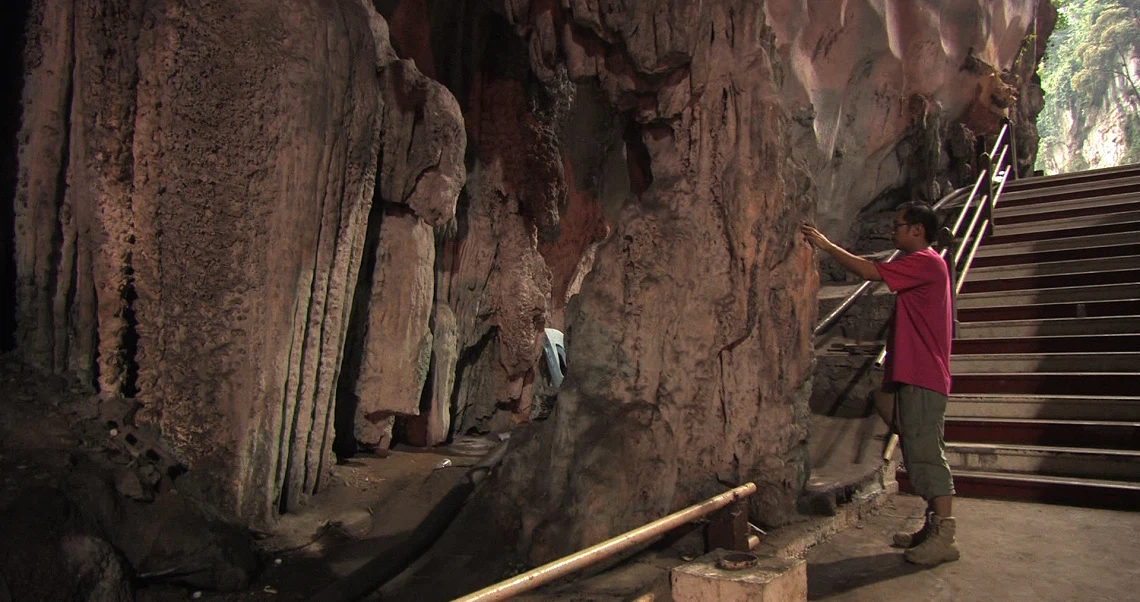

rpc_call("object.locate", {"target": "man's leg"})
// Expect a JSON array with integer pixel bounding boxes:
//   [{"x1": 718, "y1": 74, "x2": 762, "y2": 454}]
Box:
[
  {"x1": 892, "y1": 386, "x2": 930, "y2": 548},
  {"x1": 932, "y1": 495, "x2": 952, "y2": 518},
  {"x1": 896, "y1": 385, "x2": 959, "y2": 565},
  {"x1": 873, "y1": 382, "x2": 898, "y2": 428}
]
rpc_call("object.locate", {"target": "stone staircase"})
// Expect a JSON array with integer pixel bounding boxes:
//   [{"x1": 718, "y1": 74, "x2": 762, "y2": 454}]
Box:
[{"x1": 902, "y1": 163, "x2": 1140, "y2": 508}]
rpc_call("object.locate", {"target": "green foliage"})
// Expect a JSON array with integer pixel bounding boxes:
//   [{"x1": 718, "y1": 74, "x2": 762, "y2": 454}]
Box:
[{"x1": 1038, "y1": 0, "x2": 1140, "y2": 172}]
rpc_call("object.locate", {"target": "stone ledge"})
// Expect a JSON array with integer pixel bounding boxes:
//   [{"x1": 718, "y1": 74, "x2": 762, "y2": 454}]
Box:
[
  {"x1": 761, "y1": 460, "x2": 899, "y2": 560},
  {"x1": 667, "y1": 461, "x2": 897, "y2": 601}
]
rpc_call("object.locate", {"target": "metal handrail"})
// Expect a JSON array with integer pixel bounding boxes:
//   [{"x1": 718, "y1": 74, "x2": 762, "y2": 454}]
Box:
[
  {"x1": 812, "y1": 120, "x2": 1016, "y2": 372},
  {"x1": 872, "y1": 122, "x2": 1014, "y2": 366},
  {"x1": 813, "y1": 184, "x2": 973, "y2": 337},
  {"x1": 815, "y1": 122, "x2": 1010, "y2": 336},
  {"x1": 957, "y1": 169, "x2": 1011, "y2": 294}
]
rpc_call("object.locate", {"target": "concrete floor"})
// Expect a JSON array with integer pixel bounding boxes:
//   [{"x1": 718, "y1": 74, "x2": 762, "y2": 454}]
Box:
[{"x1": 807, "y1": 494, "x2": 1140, "y2": 602}]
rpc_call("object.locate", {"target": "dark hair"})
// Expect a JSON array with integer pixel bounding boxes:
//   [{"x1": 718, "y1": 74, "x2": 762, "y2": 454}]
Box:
[{"x1": 898, "y1": 201, "x2": 939, "y2": 243}]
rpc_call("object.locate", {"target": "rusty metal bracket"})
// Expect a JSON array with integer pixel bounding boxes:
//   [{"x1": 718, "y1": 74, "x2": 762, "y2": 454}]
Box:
[{"x1": 705, "y1": 498, "x2": 750, "y2": 552}]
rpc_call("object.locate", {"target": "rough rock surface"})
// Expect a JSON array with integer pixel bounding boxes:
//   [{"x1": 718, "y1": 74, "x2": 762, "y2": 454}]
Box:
[
  {"x1": 450, "y1": 0, "x2": 818, "y2": 564},
  {"x1": 772, "y1": 0, "x2": 1047, "y2": 243},
  {"x1": 8, "y1": 0, "x2": 1052, "y2": 569},
  {"x1": 0, "y1": 487, "x2": 132, "y2": 602},
  {"x1": 11, "y1": 0, "x2": 466, "y2": 526},
  {"x1": 354, "y1": 209, "x2": 435, "y2": 425}
]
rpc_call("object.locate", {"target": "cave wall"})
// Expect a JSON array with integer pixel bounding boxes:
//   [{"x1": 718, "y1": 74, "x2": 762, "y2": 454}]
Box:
[
  {"x1": 772, "y1": 0, "x2": 1046, "y2": 244},
  {"x1": 456, "y1": 0, "x2": 819, "y2": 562},
  {"x1": 11, "y1": 0, "x2": 466, "y2": 525},
  {"x1": 9, "y1": 0, "x2": 1049, "y2": 543},
  {"x1": 0, "y1": 0, "x2": 29, "y2": 353}
]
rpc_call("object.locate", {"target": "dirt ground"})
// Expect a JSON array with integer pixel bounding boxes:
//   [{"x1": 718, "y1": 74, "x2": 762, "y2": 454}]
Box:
[
  {"x1": 0, "y1": 354, "x2": 491, "y2": 601},
  {"x1": 6, "y1": 355, "x2": 1140, "y2": 602},
  {"x1": 806, "y1": 494, "x2": 1140, "y2": 602}
]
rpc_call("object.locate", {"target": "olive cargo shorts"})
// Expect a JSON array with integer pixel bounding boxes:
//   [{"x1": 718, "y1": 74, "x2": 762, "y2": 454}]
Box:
[{"x1": 895, "y1": 384, "x2": 956, "y2": 499}]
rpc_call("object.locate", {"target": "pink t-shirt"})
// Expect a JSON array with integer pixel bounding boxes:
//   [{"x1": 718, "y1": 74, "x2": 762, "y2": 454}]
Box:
[{"x1": 875, "y1": 248, "x2": 953, "y2": 395}]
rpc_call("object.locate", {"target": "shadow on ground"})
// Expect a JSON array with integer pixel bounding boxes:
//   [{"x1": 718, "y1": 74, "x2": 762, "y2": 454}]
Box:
[{"x1": 808, "y1": 552, "x2": 923, "y2": 600}]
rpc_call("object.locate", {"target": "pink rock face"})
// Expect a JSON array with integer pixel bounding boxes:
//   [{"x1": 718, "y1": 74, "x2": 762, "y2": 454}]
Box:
[
  {"x1": 460, "y1": 0, "x2": 818, "y2": 563},
  {"x1": 11, "y1": 0, "x2": 1047, "y2": 542},
  {"x1": 377, "y1": 59, "x2": 467, "y2": 227},
  {"x1": 765, "y1": 0, "x2": 1043, "y2": 240}
]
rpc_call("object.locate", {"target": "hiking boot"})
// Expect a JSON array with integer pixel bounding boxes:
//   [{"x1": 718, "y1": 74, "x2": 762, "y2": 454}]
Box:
[
  {"x1": 904, "y1": 515, "x2": 961, "y2": 566},
  {"x1": 892, "y1": 511, "x2": 932, "y2": 548}
]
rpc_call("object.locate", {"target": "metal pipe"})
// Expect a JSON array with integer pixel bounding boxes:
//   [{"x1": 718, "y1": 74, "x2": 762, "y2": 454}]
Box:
[
  {"x1": 991, "y1": 169, "x2": 1011, "y2": 210},
  {"x1": 931, "y1": 184, "x2": 972, "y2": 211},
  {"x1": 451, "y1": 483, "x2": 759, "y2": 602},
  {"x1": 986, "y1": 162, "x2": 1009, "y2": 236},
  {"x1": 1008, "y1": 120, "x2": 1020, "y2": 180},
  {"x1": 992, "y1": 146, "x2": 1010, "y2": 181},
  {"x1": 954, "y1": 195, "x2": 989, "y2": 265},
  {"x1": 989, "y1": 123, "x2": 1009, "y2": 158},
  {"x1": 955, "y1": 219, "x2": 990, "y2": 295},
  {"x1": 948, "y1": 172, "x2": 987, "y2": 235},
  {"x1": 874, "y1": 346, "x2": 886, "y2": 367},
  {"x1": 812, "y1": 183, "x2": 972, "y2": 338}
]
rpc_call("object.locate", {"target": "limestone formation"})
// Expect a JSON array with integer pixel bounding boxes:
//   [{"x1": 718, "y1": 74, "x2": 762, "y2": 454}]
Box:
[
  {"x1": 770, "y1": 0, "x2": 1045, "y2": 242},
  {"x1": 8, "y1": 0, "x2": 1051, "y2": 562},
  {"x1": 11, "y1": 0, "x2": 466, "y2": 525},
  {"x1": 461, "y1": 0, "x2": 818, "y2": 563},
  {"x1": 354, "y1": 210, "x2": 435, "y2": 427}
]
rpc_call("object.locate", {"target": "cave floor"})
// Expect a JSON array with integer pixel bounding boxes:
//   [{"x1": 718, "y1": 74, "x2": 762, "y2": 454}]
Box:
[
  {"x1": 5, "y1": 354, "x2": 1138, "y2": 602},
  {"x1": 478, "y1": 494, "x2": 1140, "y2": 602},
  {"x1": 804, "y1": 494, "x2": 1140, "y2": 602}
]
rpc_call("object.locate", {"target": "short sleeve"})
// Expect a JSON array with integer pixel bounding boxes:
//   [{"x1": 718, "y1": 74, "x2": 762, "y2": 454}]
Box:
[{"x1": 875, "y1": 252, "x2": 940, "y2": 293}]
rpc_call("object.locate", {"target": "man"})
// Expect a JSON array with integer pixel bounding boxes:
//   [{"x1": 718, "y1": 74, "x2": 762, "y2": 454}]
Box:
[{"x1": 800, "y1": 201, "x2": 959, "y2": 567}]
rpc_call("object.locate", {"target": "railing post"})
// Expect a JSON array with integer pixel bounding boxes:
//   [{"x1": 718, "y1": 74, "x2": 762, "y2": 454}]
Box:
[
  {"x1": 938, "y1": 229, "x2": 960, "y2": 339},
  {"x1": 980, "y1": 152, "x2": 994, "y2": 236},
  {"x1": 986, "y1": 192, "x2": 996, "y2": 237},
  {"x1": 705, "y1": 498, "x2": 751, "y2": 552},
  {"x1": 1005, "y1": 117, "x2": 1019, "y2": 180}
]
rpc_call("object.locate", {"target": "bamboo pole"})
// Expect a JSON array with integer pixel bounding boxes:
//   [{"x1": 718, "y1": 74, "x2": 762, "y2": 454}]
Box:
[{"x1": 451, "y1": 483, "x2": 759, "y2": 602}]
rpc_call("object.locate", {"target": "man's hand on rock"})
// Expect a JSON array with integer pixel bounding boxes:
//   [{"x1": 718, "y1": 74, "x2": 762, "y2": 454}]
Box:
[{"x1": 799, "y1": 223, "x2": 834, "y2": 251}]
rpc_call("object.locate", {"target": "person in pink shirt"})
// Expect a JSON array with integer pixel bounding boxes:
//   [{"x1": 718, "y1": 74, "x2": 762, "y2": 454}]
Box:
[{"x1": 800, "y1": 201, "x2": 959, "y2": 567}]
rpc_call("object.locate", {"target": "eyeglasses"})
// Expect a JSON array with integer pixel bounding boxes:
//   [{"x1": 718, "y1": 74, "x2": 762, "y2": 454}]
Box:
[{"x1": 892, "y1": 221, "x2": 913, "y2": 232}]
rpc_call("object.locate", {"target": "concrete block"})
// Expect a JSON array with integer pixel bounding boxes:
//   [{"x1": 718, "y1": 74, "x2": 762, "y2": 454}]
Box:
[{"x1": 671, "y1": 549, "x2": 806, "y2": 602}]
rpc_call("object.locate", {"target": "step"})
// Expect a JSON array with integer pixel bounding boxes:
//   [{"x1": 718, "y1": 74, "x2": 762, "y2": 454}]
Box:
[
  {"x1": 995, "y1": 195, "x2": 1140, "y2": 226},
  {"x1": 947, "y1": 394, "x2": 1140, "y2": 421},
  {"x1": 970, "y1": 242, "x2": 1140, "y2": 269},
  {"x1": 898, "y1": 468, "x2": 1140, "y2": 509},
  {"x1": 983, "y1": 217, "x2": 1140, "y2": 246},
  {"x1": 950, "y1": 352, "x2": 1140, "y2": 373},
  {"x1": 944, "y1": 442, "x2": 1140, "y2": 481},
  {"x1": 958, "y1": 268, "x2": 1140, "y2": 294},
  {"x1": 997, "y1": 178, "x2": 1140, "y2": 210},
  {"x1": 965, "y1": 254, "x2": 1140, "y2": 281},
  {"x1": 952, "y1": 372, "x2": 1140, "y2": 396},
  {"x1": 956, "y1": 315, "x2": 1140, "y2": 338},
  {"x1": 974, "y1": 230, "x2": 1140, "y2": 258},
  {"x1": 1003, "y1": 183, "x2": 1140, "y2": 212},
  {"x1": 944, "y1": 418, "x2": 1140, "y2": 450},
  {"x1": 1003, "y1": 164, "x2": 1140, "y2": 193},
  {"x1": 956, "y1": 283, "x2": 1140, "y2": 308},
  {"x1": 956, "y1": 299, "x2": 1140, "y2": 322},
  {"x1": 952, "y1": 334, "x2": 1140, "y2": 354}
]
